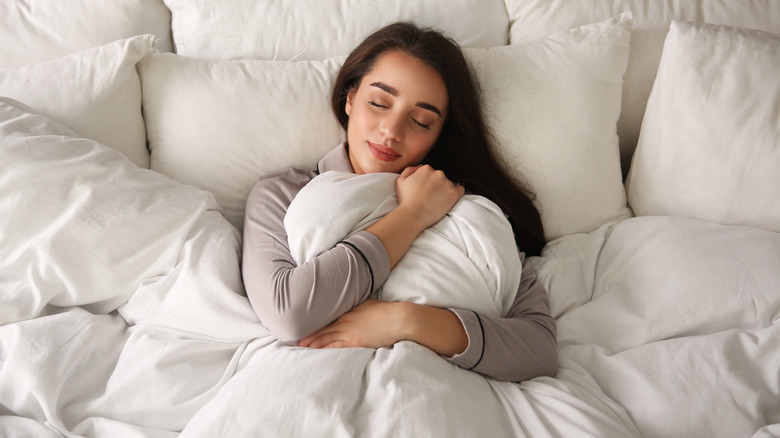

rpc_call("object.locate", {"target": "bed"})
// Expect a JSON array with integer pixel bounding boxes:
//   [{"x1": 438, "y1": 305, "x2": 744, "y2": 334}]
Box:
[{"x1": 1, "y1": 1, "x2": 779, "y2": 437}]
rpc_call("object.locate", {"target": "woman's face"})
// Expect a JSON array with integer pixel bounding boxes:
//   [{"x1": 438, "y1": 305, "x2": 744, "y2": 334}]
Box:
[{"x1": 345, "y1": 50, "x2": 448, "y2": 175}]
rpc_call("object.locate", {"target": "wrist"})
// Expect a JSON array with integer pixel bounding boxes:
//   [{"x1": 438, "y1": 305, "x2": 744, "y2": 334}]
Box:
[
  {"x1": 397, "y1": 301, "x2": 420, "y2": 342},
  {"x1": 365, "y1": 206, "x2": 427, "y2": 268},
  {"x1": 392, "y1": 203, "x2": 430, "y2": 234},
  {"x1": 398, "y1": 302, "x2": 468, "y2": 358}
]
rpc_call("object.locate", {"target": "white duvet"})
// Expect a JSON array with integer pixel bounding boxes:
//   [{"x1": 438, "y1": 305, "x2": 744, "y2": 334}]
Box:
[
  {"x1": 2, "y1": 98, "x2": 779, "y2": 438},
  {"x1": 285, "y1": 170, "x2": 522, "y2": 317}
]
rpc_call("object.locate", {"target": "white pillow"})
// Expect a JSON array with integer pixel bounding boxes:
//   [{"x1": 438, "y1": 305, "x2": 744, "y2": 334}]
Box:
[
  {"x1": 0, "y1": 35, "x2": 154, "y2": 168},
  {"x1": 468, "y1": 14, "x2": 632, "y2": 240},
  {"x1": 141, "y1": 15, "x2": 632, "y2": 240},
  {"x1": 139, "y1": 54, "x2": 347, "y2": 230},
  {"x1": 626, "y1": 21, "x2": 780, "y2": 232},
  {"x1": 0, "y1": 0, "x2": 172, "y2": 69},
  {"x1": 163, "y1": 0, "x2": 509, "y2": 60},
  {"x1": 504, "y1": 0, "x2": 780, "y2": 175}
]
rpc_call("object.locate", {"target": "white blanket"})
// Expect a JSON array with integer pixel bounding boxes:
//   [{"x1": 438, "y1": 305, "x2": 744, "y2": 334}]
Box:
[
  {"x1": 531, "y1": 216, "x2": 780, "y2": 438},
  {"x1": 0, "y1": 98, "x2": 272, "y2": 436},
  {"x1": 2, "y1": 98, "x2": 779, "y2": 437},
  {"x1": 285, "y1": 170, "x2": 522, "y2": 317}
]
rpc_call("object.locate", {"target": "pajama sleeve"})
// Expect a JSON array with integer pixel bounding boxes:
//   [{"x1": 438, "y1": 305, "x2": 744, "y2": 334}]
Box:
[
  {"x1": 243, "y1": 165, "x2": 556, "y2": 382},
  {"x1": 242, "y1": 167, "x2": 391, "y2": 341},
  {"x1": 447, "y1": 255, "x2": 558, "y2": 382}
]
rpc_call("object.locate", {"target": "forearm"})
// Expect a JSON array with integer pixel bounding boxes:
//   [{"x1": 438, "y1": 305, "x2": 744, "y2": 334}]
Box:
[
  {"x1": 364, "y1": 204, "x2": 426, "y2": 268},
  {"x1": 242, "y1": 171, "x2": 391, "y2": 340},
  {"x1": 444, "y1": 258, "x2": 558, "y2": 382},
  {"x1": 398, "y1": 301, "x2": 557, "y2": 382},
  {"x1": 399, "y1": 302, "x2": 468, "y2": 358},
  {"x1": 244, "y1": 232, "x2": 387, "y2": 340},
  {"x1": 447, "y1": 307, "x2": 558, "y2": 382},
  {"x1": 366, "y1": 164, "x2": 464, "y2": 267}
]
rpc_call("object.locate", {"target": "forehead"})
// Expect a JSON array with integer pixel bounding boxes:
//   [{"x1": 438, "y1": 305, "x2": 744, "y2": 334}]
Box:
[{"x1": 361, "y1": 51, "x2": 448, "y2": 111}]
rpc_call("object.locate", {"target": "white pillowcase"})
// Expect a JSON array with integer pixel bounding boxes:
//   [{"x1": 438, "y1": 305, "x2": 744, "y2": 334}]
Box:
[
  {"x1": 0, "y1": 0, "x2": 172, "y2": 69},
  {"x1": 0, "y1": 35, "x2": 155, "y2": 168},
  {"x1": 163, "y1": 0, "x2": 509, "y2": 60},
  {"x1": 626, "y1": 21, "x2": 780, "y2": 232},
  {"x1": 469, "y1": 14, "x2": 632, "y2": 241},
  {"x1": 141, "y1": 15, "x2": 632, "y2": 241},
  {"x1": 139, "y1": 54, "x2": 346, "y2": 230},
  {"x1": 504, "y1": 0, "x2": 780, "y2": 174}
]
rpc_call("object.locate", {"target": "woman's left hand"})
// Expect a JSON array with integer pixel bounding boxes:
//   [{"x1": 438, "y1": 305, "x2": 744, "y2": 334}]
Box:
[
  {"x1": 298, "y1": 299, "x2": 406, "y2": 349},
  {"x1": 299, "y1": 299, "x2": 468, "y2": 357}
]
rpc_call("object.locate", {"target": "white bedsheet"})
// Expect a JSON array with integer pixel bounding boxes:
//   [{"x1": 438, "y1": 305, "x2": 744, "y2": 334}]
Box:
[{"x1": 1, "y1": 98, "x2": 779, "y2": 437}]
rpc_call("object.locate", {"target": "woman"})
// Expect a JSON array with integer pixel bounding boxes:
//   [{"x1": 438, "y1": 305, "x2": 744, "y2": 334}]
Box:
[{"x1": 242, "y1": 22, "x2": 557, "y2": 382}]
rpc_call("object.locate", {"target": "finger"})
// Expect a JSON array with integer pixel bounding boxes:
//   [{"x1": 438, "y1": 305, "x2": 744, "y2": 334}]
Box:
[
  {"x1": 398, "y1": 165, "x2": 421, "y2": 182},
  {"x1": 298, "y1": 329, "x2": 332, "y2": 347},
  {"x1": 321, "y1": 340, "x2": 352, "y2": 349},
  {"x1": 306, "y1": 332, "x2": 344, "y2": 349}
]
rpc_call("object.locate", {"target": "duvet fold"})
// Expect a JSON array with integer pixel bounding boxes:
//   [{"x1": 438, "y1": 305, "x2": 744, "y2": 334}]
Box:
[{"x1": 285, "y1": 170, "x2": 522, "y2": 317}]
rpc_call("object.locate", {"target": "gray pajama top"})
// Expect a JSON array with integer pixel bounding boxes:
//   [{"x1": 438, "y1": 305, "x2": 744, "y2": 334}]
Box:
[{"x1": 242, "y1": 144, "x2": 557, "y2": 382}]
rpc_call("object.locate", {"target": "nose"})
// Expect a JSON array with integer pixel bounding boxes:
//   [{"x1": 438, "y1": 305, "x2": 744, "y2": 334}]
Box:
[{"x1": 379, "y1": 112, "x2": 404, "y2": 142}]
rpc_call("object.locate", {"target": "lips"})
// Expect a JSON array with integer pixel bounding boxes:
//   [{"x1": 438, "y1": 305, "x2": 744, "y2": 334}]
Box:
[{"x1": 367, "y1": 142, "x2": 401, "y2": 162}]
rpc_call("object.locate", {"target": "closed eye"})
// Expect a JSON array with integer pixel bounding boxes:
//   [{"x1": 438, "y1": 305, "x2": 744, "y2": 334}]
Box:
[
  {"x1": 413, "y1": 119, "x2": 430, "y2": 130},
  {"x1": 369, "y1": 101, "x2": 388, "y2": 109}
]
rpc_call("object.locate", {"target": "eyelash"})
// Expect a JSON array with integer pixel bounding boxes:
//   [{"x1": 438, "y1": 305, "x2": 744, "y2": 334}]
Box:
[
  {"x1": 368, "y1": 101, "x2": 431, "y2": 130},
  {"x1": 414, "y1": 120, "x2": 431, "y2": 130}
]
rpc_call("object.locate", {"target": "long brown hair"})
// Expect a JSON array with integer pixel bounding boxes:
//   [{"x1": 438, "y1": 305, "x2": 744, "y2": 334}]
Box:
[{"x1": 331, "y1": 22, "x2": 545, "y2": 256}]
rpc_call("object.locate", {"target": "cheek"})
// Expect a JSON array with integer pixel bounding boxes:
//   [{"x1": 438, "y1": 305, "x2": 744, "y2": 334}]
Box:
[
  {"x1": 406, "y1": 135, "x2": 438, "y2": 162},
  {"x1": 416, "y1": 127, "x2": 442, "y2": 154},
  {"x1": 348, "y1": 104, "x2": 374, "y2": 131},
  {"x1": 345, "y1": 107, "x2": 365, "y2": 141}
]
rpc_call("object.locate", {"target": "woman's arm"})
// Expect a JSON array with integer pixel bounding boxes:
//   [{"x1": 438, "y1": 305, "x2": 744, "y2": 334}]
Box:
[
  {"x1": 243, "y1": 164, "x2": 462, "y2": 342},
  {"x1": 365, "y1": 165, "x2": 465, "y2": 267},
  {"x1": 300, "y1": 256, "x2": 557, "y2": 382},
  {"x1": 242, "y1": 167, "x2": 391, "y2": 340},
  {"x1": 297, "y1": 166, "x2": 556, "y2": 382},
  {"x1": 391, "y1": 258, "x2": 557, "y2": 381},
  {"x1": 445, "y1": 256, "x2": 558, "y2": 382}
]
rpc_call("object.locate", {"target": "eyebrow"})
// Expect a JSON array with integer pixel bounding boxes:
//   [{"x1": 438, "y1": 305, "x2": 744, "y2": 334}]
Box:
[{"x1": 370, "y1": 81, "x2": 442, "y2": 117}]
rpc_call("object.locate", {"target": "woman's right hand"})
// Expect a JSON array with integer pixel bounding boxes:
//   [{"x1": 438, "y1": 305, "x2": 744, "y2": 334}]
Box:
[
  {"x1": 395, "y1": 164, "x2": 465, "y2": 230},
  {"x1": 365, "y1": 164, "x2": 464, "y2": 268}
]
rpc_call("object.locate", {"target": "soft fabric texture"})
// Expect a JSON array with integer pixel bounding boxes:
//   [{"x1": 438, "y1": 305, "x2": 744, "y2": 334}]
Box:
[
  {"x1": 504, "y1": 0, "x2": 780, "y2": 174},
  {"x1": 5, "y1": 1, "x2": 780, "y2": 437},
  {"x1": 5, "y1": 119, "x2": 780, "y2": 437},
  {"x1": 140, "y1": 16, "x2": 631, "y2": 240},
  {"x1": 626, "y1": 21, "x2": 780, "y2": 232},
  {"x1": 285, "y1": 171, "x2": 522, "y2": 317},
  {"x1": 0, "y1": 97, "x2": 225, "y2": 324},
  {"x1": 0, "y1": 35, "x2": 155, "y2": 168},
  {"x1": 163, "y1": 0, "x2": 510, "y2": 60},
  {"x1": 0, "y1": 0, "x2": 171, "y2": 69},
  {"x1": 139, "y1": 52, "x2": 346, "y2": 231},
  {"x1": 0, "y1": 98, "x2": 268, "y2": 435},
  {"x1": 241, "y1": 145, "x2": 558, "y2": 382},
  {"x1": 4, "y1": 81, "x2": 780, "y2": 438},
  {"x1": 467, "y1": 14, "x2": 632, "y2": 240},
  {"x1": 539, "y1": 215, "x2": 780, "y2": 438}
]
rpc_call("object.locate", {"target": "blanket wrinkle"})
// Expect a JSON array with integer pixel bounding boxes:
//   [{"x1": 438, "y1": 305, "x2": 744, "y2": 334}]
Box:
[
  {"x1": 285, "y1": 170, "x2": 522, "y2": 317},
  {"x1": 4, "y1": 97, "x2": 780, "y2": 437}
]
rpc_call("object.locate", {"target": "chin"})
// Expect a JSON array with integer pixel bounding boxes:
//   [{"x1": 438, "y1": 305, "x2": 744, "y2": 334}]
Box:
[{"x1": 366, "y1": 164, "x2": 398, "y2": 174}]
